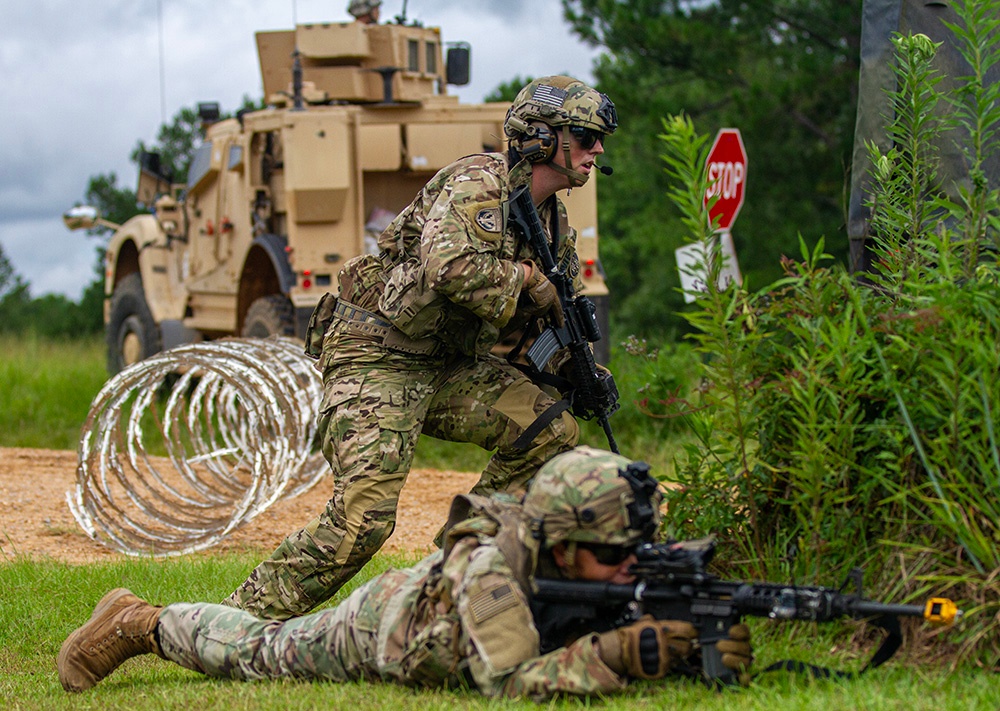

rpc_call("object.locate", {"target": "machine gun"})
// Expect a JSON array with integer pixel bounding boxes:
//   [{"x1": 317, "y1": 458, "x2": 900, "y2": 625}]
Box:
[
  {"x1": 532, "y1": 538, "x2": 962, "y2": 684},
  {"x1": 507, "y1": 184, "x2": 621, "y2": 452}
]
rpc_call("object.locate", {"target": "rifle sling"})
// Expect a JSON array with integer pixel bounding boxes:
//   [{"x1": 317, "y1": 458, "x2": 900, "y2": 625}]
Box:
[
  {"x1": 511, "y1": 396, "x2": 572, "y2": 451},
  {"x1": 755, "y1": 613, "x2": 903, "y2": 682},
  {"x1": 670, "y1": 612, "x2": 903, "y2": 687}
]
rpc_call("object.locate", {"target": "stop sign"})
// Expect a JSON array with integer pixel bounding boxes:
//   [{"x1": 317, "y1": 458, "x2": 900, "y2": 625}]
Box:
[{"x1": 704, "y1": 128, "x2": 747, "y2": 231}]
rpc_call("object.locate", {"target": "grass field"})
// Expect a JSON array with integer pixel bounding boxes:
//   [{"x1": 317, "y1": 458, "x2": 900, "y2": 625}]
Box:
[
  {"x1": 0, "y1": 333, "x2": 494, "y2": 468},
  {"x1": 0, "y1": 334, "x2": 107, "y2": 450},
  {"x1": 0, "y1": 332, "x2": 683, "y2": 469},
  {"x1": 2, "y1": 555, "x2": 996, "y2": 710},
  {"x1": 1, "y1": 335, "x2": 996, "y2": 708}
]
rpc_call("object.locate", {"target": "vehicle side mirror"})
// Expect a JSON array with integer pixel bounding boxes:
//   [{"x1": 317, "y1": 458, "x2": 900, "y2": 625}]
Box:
[
  {"x1": 62, "y1": 205, "x2": 120, "y2": 232},
  {"x1": 446, "y1": 43, "x2": 470, "y2": 86},
  {"x1": 63, "y1": 205, "x2": 100, "y2": 230},
  {"x1": 198, "y1": 102, "x2": 221, "y2": 124}
]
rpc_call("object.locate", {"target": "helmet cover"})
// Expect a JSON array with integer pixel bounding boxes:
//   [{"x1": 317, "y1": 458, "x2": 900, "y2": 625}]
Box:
[
  {"x1": 523, "y1": 446, "x2": 660, "y2": 549},
  {"x1": 348, "y1": 0, "x2": 382, "y2": 18},
  {"x1": 504, "y1": 75, "x2": 618, "y2": 139}
]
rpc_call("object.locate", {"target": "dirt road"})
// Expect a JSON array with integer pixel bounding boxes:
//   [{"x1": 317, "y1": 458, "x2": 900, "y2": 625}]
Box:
[{"x1": 0, "y1": 447, "x2": 479, "y2": 565}]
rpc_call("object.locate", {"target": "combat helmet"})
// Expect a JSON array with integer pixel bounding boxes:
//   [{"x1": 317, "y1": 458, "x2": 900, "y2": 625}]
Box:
[
  {"x1": 523, "y1": 446, "x2": 661, "y2": 555},
  {"x1": 348, "y1": 0, "x2": 382, "y2": 18},
  {"x1": 504, "y1": 76, "x2": 618, "y2": 186}
]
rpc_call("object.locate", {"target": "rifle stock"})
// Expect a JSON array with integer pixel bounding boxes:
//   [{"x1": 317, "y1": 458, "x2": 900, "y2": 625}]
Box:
[{"x1": 532, "y1": 539, "x2": 961, "y2": 684}]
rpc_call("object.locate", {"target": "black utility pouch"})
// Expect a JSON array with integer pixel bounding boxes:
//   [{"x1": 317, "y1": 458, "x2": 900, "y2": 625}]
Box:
[{"x1": 304, "y1": 292, "x2": 338, "y2": 359}]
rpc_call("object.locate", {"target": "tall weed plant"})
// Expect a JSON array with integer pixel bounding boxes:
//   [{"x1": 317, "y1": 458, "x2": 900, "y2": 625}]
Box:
[{"x1": 648, "y1": 0, "x2": 998, "y2": 664}]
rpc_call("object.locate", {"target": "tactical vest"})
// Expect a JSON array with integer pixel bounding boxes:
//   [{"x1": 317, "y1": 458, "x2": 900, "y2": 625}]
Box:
[
  {"x1": 379, "y1": 494, "x2": 534, "y2": 687},
  {"x1": 339, "y1": 153, "x2": 576, "y2": 357}
]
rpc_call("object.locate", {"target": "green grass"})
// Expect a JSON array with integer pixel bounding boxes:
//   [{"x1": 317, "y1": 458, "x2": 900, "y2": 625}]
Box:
[
  {"x1": 0, "y1": 332, "x2": 688, "y2": 473},
  {"x1": 0, "y1": 334, "x2": 107, "y2": 450},
  {"x1": 1, "y1": 335, "x2": 995, "y2": 707},
  {"x1": 1, "y1": 554, "x2": 996, "y2": 710}
]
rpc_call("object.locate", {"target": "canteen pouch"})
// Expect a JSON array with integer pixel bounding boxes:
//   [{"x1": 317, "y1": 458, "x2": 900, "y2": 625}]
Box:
[{"x1": 304, "y1": 292, "x2": 338, "y2": 360}]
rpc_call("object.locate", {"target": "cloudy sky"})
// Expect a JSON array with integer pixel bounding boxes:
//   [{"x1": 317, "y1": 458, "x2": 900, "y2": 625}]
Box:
[{"x1": 0, "y1": 0, "x2": 602, "y2": 300}]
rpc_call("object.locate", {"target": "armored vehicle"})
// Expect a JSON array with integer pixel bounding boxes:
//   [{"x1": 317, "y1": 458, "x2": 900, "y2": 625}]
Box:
[{"x1": 67, "y1": 18, "x2": 609, "y2": 373}]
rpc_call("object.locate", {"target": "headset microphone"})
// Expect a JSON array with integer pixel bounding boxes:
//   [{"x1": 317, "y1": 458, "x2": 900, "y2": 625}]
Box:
[{"x1": 597, "y1": 164, "x2": 614, "y2": 176}]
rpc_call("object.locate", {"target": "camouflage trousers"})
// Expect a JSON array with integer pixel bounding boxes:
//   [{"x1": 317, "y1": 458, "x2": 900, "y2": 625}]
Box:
[
  {"x1": 224, "y1": 348, "x2": 578, "y2": 619},
  {"x1": 159, "y1": 566, "x2": 417, "y2": 683}
]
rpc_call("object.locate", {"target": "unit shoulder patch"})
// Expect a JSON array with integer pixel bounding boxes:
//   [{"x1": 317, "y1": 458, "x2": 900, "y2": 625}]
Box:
[
  {"x1": 463, "y1": 199, "x2": 505, "y2": 243},
  {"x1": 475, "y1": 206, "x2": 502, "y2": 233}
]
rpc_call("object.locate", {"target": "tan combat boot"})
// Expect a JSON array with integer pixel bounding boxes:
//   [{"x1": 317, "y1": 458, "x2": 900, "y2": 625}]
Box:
[{"x1": 58, "y1": 588, "x2": 164, "y2": 692}]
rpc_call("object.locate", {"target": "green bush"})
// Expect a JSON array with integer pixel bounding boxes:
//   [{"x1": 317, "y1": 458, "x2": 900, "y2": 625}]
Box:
[{"x1": 645, "y1": 2, "x2": 999, "y2": 666}]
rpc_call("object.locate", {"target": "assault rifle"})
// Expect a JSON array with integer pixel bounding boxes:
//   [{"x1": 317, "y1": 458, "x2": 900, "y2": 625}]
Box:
[
  {"x1": 532, "y1": 538, "x2": 962, "y2": 685},
  {"x1": 507, "y1": 184, "x2": 621, "y2": 452}
]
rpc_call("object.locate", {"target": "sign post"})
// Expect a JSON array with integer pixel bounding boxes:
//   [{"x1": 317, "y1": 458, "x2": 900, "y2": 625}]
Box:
[{"x1": 676, "y1": 128, "x2": 747, "y2": 302}]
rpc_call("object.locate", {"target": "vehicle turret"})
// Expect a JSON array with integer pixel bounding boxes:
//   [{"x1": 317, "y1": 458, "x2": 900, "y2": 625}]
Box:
[{"x1": 256, "y1": 20, "x2": 469, "y2": 107}]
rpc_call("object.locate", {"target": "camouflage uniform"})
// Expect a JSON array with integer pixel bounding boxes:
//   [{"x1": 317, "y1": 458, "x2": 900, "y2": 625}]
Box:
[
  {"x1": 157, "y1": 492, "x2": 625, "y2": 700},
  {"x1": 224, "y1": 153, "x2": 584, "y2": 619},
  {"x1": 58, "y1": 447, "x2": 751, "y2": 697}
]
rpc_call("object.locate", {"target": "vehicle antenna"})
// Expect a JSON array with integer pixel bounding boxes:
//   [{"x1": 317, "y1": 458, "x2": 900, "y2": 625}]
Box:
[
  {"x1": 290, "y1": 0, "x2": 303, "y2": 110},
  {"x1": 157, "y1": 0, "x2": 167, "y2": 124}
]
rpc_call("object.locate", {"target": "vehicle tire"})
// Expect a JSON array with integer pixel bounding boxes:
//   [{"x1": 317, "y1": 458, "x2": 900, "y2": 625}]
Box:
[
  {"x1": 242, "y1": 294, "x2": 296, "y2": 339},
  {"x1": 106, "y1": 273, "x2": 162, "y2": 375}
]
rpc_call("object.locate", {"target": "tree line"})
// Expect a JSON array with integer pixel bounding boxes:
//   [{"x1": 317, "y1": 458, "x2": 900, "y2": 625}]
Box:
[{"x1": 0, "y1": 243, "x2": 104, "y2": 337}]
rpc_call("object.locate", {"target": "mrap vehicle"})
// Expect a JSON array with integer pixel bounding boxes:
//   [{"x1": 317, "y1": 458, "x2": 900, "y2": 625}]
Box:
[{"x1": 66, "y1": 17, "x2": 609, "y2": 373}]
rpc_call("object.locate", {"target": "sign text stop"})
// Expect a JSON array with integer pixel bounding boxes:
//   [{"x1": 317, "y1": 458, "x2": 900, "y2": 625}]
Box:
[{"x1": 705, "y1": 128, "x2": 747, "y2": 231}]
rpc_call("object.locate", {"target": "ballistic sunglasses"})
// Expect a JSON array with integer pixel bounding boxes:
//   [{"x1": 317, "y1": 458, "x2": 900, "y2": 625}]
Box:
[
  {"x1": 568, "y1": 125, "x2": 608, "y2": 150},
  {"x1": 577, "y1": 542, "x2": 634, "y2": 566}
]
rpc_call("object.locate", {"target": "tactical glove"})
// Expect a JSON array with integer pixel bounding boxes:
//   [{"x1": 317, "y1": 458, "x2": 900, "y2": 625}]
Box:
[
  {"x1": 716, "y1": 623, "x2": 753, "y2": 684},
  {"x1": 596, "y1": 616, "x2": 698, "y2": 679},
  {"x1": 520, "y1": 260, "x2": 565, "y2": 327}
]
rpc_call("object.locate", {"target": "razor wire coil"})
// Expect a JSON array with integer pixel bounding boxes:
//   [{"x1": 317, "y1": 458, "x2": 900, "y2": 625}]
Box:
[{"x1": 68, "y1": 337, "x2": 327, "y2": 556}]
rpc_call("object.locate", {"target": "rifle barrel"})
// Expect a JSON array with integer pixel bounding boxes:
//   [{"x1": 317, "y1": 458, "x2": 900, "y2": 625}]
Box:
[{"x1": 852, "y1": 597, "x2": 962, "y2": 625}]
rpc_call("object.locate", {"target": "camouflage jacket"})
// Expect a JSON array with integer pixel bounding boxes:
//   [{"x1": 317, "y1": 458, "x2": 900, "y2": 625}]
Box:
[
  {"x1": 367, "y1": 494, "x2": 626, "y2": 699},
  {"x1": 338, "y1": 153, "x2": 584, "y2": 357}
]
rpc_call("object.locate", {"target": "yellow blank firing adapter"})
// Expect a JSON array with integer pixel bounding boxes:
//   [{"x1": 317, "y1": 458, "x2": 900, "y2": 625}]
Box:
[{"x1": 924, "y1": 598, "x2": 962, "y2": 625}]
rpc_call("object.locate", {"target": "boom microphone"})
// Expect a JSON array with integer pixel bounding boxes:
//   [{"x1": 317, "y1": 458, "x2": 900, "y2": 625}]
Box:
[{"x1": 596, "y1": 163, "x2": 614, "y2": 176}]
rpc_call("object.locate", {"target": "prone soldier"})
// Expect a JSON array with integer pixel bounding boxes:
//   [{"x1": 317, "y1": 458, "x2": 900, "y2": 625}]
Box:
[{"x1": 58, "y1": 446, "x2": 752, "y2": 699}]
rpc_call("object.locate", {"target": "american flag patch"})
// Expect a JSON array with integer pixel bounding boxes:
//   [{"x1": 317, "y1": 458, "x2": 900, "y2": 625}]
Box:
[
  {"x1": 532, "y1": 84, "x2": 567, "y2": 108},
  {"x1": 468, "y1": 583, "x2": 517, "y2": 623}
]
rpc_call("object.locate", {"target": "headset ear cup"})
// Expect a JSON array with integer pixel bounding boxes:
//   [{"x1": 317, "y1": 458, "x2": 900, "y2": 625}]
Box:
[{"x1": 517, "y1": 124, "x2": 557, "y2": 163}]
